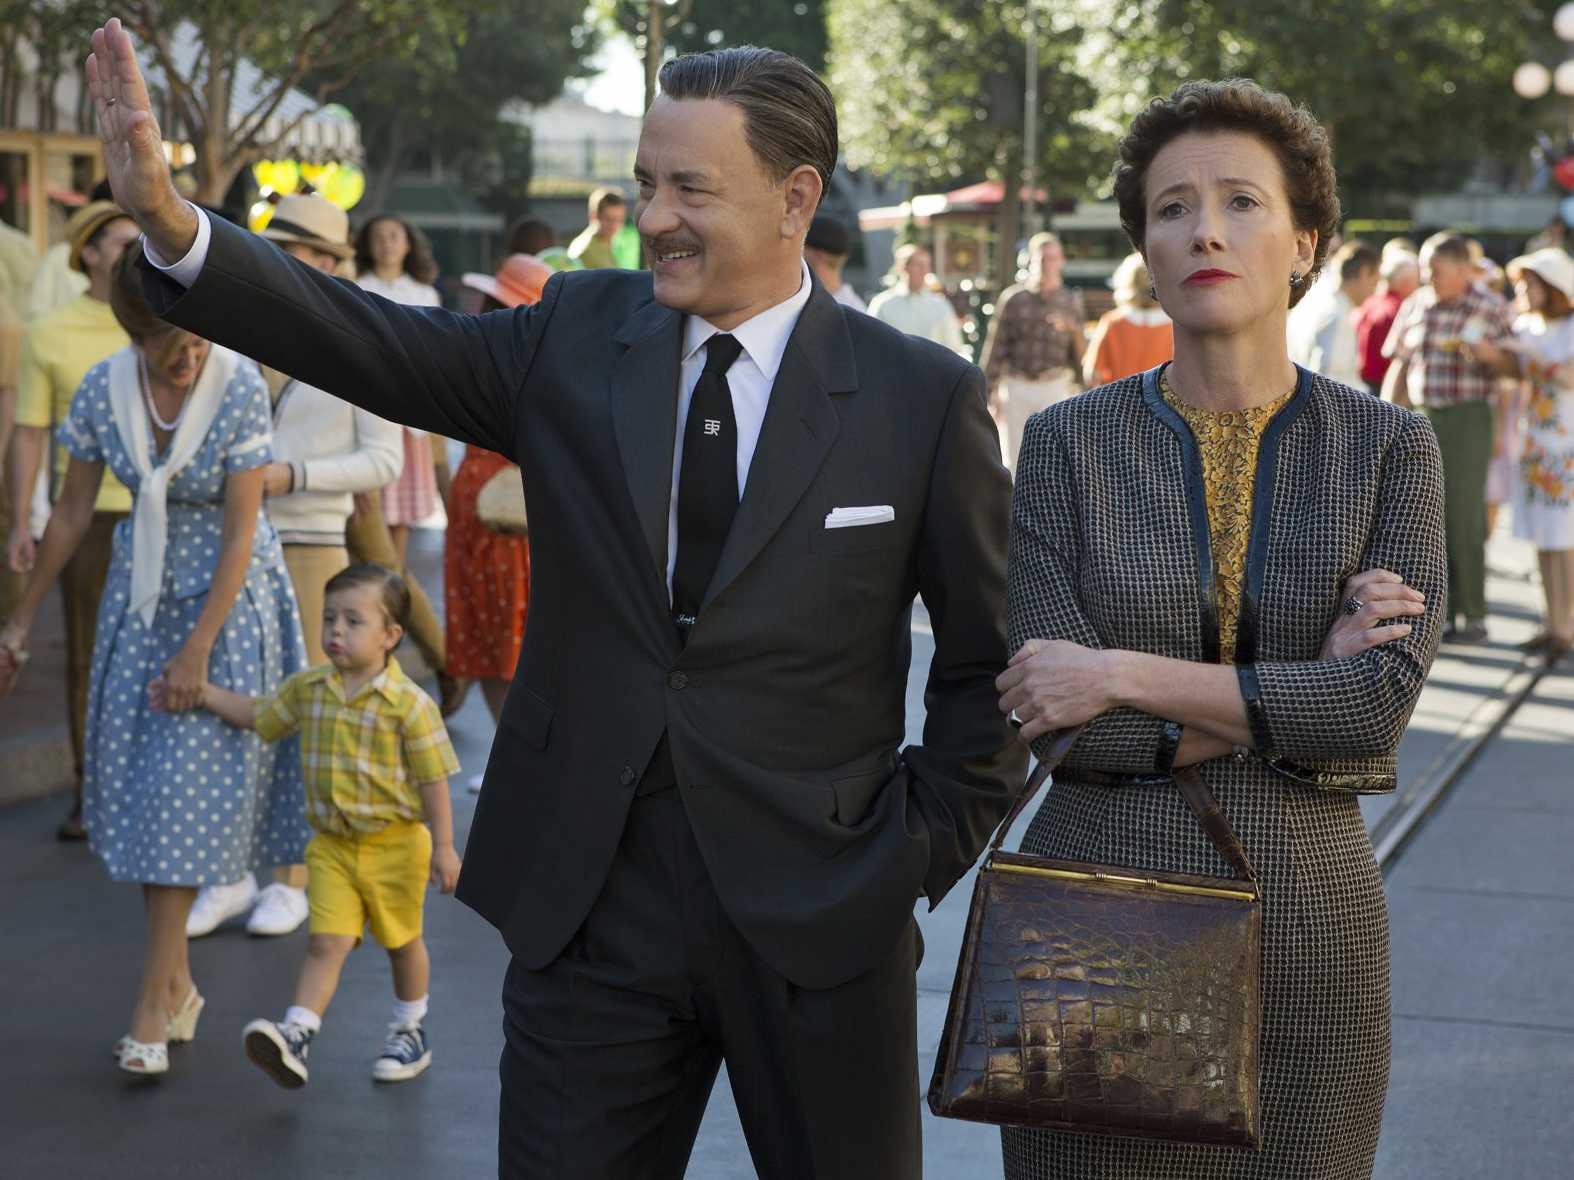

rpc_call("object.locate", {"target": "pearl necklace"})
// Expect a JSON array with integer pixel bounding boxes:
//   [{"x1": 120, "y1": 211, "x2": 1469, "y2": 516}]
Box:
[{"x1": 139, "y1": 351, "x2": 191, "y2": 433}]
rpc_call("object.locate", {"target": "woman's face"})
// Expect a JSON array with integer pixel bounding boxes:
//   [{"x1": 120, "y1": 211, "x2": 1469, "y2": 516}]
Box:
[
  {"x1": 368, "y1": 219, "x2": 411, "y2": 270},
  {"x1": 1514, "y1": 272, "x2": 1553, "y2": 316},
  {"x1": 1142, "y1": 130, "x2": 1316, "y2": 337},
  {"x1": 145, "y1": 331, "x2": 211, "y2": 392}
]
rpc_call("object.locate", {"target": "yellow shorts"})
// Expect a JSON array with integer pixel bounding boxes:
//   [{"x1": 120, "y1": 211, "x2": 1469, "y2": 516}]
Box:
[{"x1": 305, "y1": 821, "x2": 431, "y2": 949}]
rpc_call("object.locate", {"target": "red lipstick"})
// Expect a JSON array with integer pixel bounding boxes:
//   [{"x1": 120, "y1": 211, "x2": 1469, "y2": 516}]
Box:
[{"x1": 1184, "y1": 268, "x2": 1238, "y2": 286}]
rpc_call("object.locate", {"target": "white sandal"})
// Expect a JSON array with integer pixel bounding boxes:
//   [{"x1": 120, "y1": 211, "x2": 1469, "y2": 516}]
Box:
[
  {"x1": 117, "y1": 1037, "x2": 168, "y2": 1076},
  {"x1": 112, "y1": 988, "x2": 203, "y2": 1057}
]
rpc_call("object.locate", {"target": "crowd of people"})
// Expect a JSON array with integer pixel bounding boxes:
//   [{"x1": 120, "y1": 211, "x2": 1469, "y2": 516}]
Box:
[
  {"x1": 0, "y1": 181, "x2": 563, "y2": 1083},
  {"x1": 0, "y1": 16, "x2": 1566, "y2": 1179}
]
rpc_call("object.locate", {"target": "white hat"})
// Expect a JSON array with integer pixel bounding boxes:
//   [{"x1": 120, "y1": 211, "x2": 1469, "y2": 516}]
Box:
[{"x1": 1508, "y1": 248, "x2": 1574, "y2": 302}]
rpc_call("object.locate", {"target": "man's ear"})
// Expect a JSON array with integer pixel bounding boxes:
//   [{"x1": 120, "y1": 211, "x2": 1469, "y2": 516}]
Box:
[{"x1": 781, "y1": 164, "x2": 823, "y2": 241}]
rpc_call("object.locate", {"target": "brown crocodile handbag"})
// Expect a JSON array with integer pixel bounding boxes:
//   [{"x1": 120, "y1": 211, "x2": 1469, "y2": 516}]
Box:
[{"x1": 928, "y1": 730, "x2": 1263, "y2": 1147}]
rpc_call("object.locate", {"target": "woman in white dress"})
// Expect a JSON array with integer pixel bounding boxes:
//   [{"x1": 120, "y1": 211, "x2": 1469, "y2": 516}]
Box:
[
  {"x1": 1486, "y1": 250, "x2": 1574, "y2": 661},
  {"x1": 353, "y1": 215, "x2": 444, "y2": 568}
]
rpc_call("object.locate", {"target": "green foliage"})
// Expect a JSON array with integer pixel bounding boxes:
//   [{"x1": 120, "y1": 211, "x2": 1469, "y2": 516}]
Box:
[
  {"x1": 1070, "y1": 0, "x2": 1549, "y2": 208},
  {"x1": 599, "y1": 0, "x2": 829, "y2": 73},
  {"x1": 320, "y1": 0, "x2": 598, "y2": 217},
  {"x1": 109, "y1": 0, "x2": 475, "y2": 200},
  {"x1": 831, "y1": 0, "x2": 1554, "y2": 222},
  {"x1": 828, "y1": 0, "x2": 1106, "y2": 195}
]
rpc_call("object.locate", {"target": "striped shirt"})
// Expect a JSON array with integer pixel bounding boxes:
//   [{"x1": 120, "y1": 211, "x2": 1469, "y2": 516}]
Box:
[{"x1": 254, "y1": 657, "x2": 459, "y2": 836}]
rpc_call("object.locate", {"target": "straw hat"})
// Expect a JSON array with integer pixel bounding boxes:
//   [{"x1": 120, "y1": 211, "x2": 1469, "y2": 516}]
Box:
[
  {"x1": 67, "y1": 200, "x2": 132, "y2": 273},
  {"x1": 259, "y1": 194, "x2": 354, "y2": 260},
  {"x1": 463, "y1": 253, "x2": 554, "y2": 308},
  {"x1": 1508, "y1": 248, "x2": 1574, "y2": 302}
]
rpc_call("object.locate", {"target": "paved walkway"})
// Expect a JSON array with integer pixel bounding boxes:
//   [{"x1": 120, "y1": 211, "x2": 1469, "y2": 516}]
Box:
[{"x1": 0, "y1": 521, "x2": 1564, "y2": 1177}]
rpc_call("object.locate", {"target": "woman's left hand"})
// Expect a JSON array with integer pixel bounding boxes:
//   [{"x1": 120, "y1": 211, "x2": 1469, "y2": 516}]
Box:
[
  {"x1": 162, "y1": 642, "x2": 210, "y2": 712},
  {"x1": 996, "y1": 639, "x2": 1115, "y2": 742}
]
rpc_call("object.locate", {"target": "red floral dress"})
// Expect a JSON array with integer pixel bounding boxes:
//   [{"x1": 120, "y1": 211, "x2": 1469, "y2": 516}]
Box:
[{"x1": 444, "y1": 447, "x2": 530, "y2": 678}]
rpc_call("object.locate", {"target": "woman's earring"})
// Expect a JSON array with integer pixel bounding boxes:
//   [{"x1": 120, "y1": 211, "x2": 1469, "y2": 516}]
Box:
[
  {"x1": 1148, "y1": 283, "x2": 1158, "y2": 301},
  {"x1": 1290, "y1": 271, "x2": 1303, "y2": 287}
]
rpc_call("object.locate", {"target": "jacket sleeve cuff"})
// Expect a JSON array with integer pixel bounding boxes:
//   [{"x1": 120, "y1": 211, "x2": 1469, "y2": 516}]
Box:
[{"x1": 1236, "y1": 663, "x2": 1275, "y2": 755}]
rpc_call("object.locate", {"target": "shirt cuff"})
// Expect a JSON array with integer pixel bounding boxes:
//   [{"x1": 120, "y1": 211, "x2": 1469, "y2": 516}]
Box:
[{"x1": 141, "y1": 202, "x2": 211, "y2": 289}]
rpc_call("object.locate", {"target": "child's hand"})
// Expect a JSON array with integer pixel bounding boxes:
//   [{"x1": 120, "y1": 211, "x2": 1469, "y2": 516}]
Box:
[{"x1": 429, "y1": 843, "x2": 462, "y2": 894}]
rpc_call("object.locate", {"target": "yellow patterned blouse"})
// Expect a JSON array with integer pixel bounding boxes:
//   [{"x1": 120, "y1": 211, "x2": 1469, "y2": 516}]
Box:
[{"x1": 1160, "y1": 370, "x2": 1295, "y2": 663}]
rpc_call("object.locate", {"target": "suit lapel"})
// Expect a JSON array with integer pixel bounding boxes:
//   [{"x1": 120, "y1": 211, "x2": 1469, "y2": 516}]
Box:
[
  {"x1": 610, "y1": 300, "x2": 684, "y2": 588},
  {"x1": 702, "y1": 280, "x2": 858, "y2": 611}
]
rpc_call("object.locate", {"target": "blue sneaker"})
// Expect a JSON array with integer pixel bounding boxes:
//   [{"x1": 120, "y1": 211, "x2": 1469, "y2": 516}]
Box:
[
  {"x1": 243, "y1": 1018, "x2": 313, "y2": 1089},
  {"x1": 372, "y1": 1021, "x2": 431, "y2": 1082}
]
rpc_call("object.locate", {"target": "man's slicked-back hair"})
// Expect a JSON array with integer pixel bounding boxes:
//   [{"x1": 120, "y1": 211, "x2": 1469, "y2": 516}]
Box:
[{"x1": 657, "y1": 47, "x2": 838, "y2": 203}]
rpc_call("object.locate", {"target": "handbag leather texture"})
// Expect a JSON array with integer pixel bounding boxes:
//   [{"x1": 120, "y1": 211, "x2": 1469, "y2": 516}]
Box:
[{"x1": 927, "y1": 728, "x2": 1263, "y2": 1147}]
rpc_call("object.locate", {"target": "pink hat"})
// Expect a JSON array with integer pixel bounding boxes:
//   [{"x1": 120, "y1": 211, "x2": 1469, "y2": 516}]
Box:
[{"x1": 462, "y1": 253, "x2": 553, "y2": 308}]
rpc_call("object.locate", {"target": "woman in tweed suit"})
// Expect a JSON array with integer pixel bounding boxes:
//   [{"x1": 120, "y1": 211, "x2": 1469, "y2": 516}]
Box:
[{"x1": 995, "y1": 81, "x2": 1447, "y2": 1179}]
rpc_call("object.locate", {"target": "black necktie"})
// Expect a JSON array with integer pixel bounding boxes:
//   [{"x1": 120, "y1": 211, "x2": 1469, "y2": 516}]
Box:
[{"x1": 672, "y1": 333, "x2": 744, "y2": 631}]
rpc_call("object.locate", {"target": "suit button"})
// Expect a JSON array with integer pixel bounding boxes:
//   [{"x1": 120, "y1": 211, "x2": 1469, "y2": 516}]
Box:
[
  {"x1": 668, "y1": 671, "x2": 689, "y2": 690},
  {"x1": 619, "y1": 766, "x2": 637, "y2": 787}
]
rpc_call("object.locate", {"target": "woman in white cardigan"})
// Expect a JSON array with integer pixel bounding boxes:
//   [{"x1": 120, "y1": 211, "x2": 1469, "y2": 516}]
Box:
[{"x1": 183, "y1": 197, "x2": 404, "y2": 941}]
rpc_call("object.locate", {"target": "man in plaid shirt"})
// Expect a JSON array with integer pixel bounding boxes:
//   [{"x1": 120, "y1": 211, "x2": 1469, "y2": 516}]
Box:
[{"x1": 1381, "y1": 232, "x2": 1514, "y2": 642}]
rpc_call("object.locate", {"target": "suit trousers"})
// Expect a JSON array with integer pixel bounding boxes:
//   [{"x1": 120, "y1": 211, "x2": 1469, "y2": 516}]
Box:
[
  {"x1": 498, "y1": 785, "x2": 924, "y2": 1180},
  {"x1": 1424, "y1": 400, "x2": 1492, "y2": 622}
]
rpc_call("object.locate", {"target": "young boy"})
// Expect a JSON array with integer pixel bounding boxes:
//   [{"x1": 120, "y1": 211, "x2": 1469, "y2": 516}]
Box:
[{"x1": 158, "y1": 563, "x2": 461, "y2": 1087}]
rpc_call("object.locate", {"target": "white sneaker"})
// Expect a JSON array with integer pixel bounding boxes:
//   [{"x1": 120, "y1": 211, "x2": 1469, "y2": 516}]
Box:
[
  {"x1": 185, "y1": 874, "x2": 259, "y2": 938},
  {"x1": 246, "y1": 883, "x2": 309, "y2": 937}
]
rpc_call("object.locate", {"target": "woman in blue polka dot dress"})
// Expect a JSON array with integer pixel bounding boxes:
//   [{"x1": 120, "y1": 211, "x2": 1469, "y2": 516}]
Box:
[{"x1": 0, "y1": 245, "x2": 309, "y2": 1077}]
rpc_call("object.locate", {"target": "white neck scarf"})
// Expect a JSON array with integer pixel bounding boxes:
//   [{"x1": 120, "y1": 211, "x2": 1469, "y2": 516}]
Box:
[{"x1": 107, "y1": 343, "x2": 235, "y2": 628}]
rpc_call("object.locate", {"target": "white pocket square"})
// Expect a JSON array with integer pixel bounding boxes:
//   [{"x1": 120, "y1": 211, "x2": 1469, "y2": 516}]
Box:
[{"x1": 824, "y1": 505, "x2": 895, "y2": 529}]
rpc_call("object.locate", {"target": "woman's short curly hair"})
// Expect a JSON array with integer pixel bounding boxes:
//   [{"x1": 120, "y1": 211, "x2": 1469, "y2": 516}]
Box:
[{"x1": 1112, "y1": 79, "x2": 1341, "y2": 308}]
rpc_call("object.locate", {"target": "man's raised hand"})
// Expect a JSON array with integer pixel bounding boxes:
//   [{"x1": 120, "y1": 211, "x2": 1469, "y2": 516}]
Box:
[{"x1": 86, "y1": 17, "x2": 197, "y2": 260}]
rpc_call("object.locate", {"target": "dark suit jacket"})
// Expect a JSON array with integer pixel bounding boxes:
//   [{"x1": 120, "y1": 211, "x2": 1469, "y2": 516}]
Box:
[{"x1": 142, "y1": 218, "x2": 1024, "y2": 988}]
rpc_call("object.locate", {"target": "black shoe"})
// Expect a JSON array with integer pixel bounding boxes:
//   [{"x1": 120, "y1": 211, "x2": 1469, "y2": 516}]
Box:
[
  {"x1": 1450, "y1": 621, "x2": 1490, "y2": 646},
  {"x1": 243, "y1": 1018, "x2": 313, "y2": 1088},
  {"x1": 56, "y1": 805, "x2": 86, "y2": 842}
]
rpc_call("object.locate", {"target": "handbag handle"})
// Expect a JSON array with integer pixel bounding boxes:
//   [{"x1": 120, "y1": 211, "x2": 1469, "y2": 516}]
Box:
[{"x1": 987, "y1": 727, "x2": 1259, "y2": 883}]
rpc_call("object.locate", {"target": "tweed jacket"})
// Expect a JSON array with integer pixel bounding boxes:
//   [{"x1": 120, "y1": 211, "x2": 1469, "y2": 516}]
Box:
[{"x1": 1008, "y1": 364, "x2": 1447, "y2": 791}]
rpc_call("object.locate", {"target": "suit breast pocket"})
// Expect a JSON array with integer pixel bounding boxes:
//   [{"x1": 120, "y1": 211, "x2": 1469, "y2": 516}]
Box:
[{"x1": 810, "y1": 519, "x2": 901, "y2": 557}]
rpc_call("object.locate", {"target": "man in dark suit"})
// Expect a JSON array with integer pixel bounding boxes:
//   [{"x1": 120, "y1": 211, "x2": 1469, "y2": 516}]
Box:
[{"x1": 89, "y1": 19, "x2": 1023, "y2": 1177}]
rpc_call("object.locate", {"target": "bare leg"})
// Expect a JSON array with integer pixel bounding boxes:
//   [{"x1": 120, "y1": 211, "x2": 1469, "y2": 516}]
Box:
[
  {"x1": 1547, "y1": 550, "x2": 1574, "y2": 643},
  {"x1": 292, "y1": 933, "x2": 358, "y2": 1017},
  {"x1": 1486, "y1": 501, "x2": 1501, "y2": 541},
  {"x1": 273, "y1": 864, "x2": 308, "y2": 889},
  {"x1": 388, "y1": 937, "x2": 430, "y2": 1002},
  {"x1": 481, "y1": 678, "x2": 509, "y2": 724},
  {"x1": 130, "y1": 885, "x2": 196, "y2": 1042},
  {"x1": 391, "y1": 524, "x2": 410, "y2": 570}
]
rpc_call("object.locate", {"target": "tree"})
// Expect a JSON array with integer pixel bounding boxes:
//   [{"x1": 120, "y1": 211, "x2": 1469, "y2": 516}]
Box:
[
  {"x1": 113, "y1": 1, "x2": 471, "y2": 203},
  {"x1": 828, "y1": 0, "x2": 1105, "y2": 290},
  {"x1": 598, "y1": 0, "x2": 829, "y2": 110},
  {"x1": 1, "y1": 0, "x2": 105, "y2": 131},
  {"x1": 1069, "y1": 0, "x2": 1548, "y2": 212},
  {"x1": 320, "y1": 0, "x2": 599, "y2": 215}
]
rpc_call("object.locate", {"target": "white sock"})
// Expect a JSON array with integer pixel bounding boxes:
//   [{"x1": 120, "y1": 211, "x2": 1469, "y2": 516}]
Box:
[
  {"x1": 391, "y1": 995, "x2": 428, "y2": 1028},
  {"x1": 284, "y1": 1005, "x2": 322, "y2": 1032}
]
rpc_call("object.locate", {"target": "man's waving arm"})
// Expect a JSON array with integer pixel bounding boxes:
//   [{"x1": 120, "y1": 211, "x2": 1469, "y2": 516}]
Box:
[{"x1": 87, "y1": 18, "x2": 556, "y2": 456}]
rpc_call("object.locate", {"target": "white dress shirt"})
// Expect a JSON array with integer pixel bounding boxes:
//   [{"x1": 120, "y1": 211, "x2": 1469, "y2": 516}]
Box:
[
  {"x1": 147, "y1": 208, "x2": 816, "y2": 601},
  {"x1": 667, "y1": 260, "x2": 812, "y2": 597}
]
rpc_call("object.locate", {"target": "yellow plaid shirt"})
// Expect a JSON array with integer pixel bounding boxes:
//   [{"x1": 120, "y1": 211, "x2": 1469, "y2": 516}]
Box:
[{"x1": 254, "y1": 657, "x2": 460, "y2": 836}]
